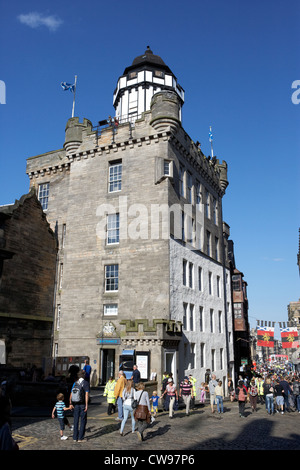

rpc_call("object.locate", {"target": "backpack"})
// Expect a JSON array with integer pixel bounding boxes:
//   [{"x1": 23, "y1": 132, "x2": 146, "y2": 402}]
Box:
[
  {"x1": 71, "y1": 380, "x2": 85, "y2": 403},
  {"x1": 238, "y1": 387, "x2": 246, "y2": 401}
]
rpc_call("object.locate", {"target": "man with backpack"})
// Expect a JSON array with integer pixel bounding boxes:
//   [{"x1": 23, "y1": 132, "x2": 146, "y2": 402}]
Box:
[{"x1": 69, "y1": 370, "x2": 90, "y2": 442}]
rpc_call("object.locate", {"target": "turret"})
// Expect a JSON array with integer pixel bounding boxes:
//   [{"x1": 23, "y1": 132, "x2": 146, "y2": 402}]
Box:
[
  {"x1": 113, "y1": 46, "x2": 184, "y2": 124},
  {"x1": 64, "y1": 117, "x2": 93, "y2": 156}
]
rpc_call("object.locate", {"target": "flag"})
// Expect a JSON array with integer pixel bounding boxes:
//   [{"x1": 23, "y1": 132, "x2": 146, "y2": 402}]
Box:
[
  {"x1": 257, "y1": 326, "x2": 275, "y2": 347},
  {"x1": 280, "y1": 327, "x2": 299, "y2": 348},
  {"x1": 209, "y1": 128, "x2": 213, "y2": 142},
  {"x1": 61, "y1": 82, "x2": 75, "y2": 93}
]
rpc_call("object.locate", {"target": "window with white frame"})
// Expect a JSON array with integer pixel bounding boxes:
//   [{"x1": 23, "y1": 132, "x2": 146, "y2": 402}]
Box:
[
  {"x1": 183, "y1": 303, "x2": 188, "y2": 330},
  {"x1": 211, "y1": 349, "x2": 215, "y2": 371},
  {"x1": 218, "y1": 310, "x2": 222, "y2": 333},
  {"x1": 205, "y1": 190, "x2": 210, "y2": 218},
  {"x1": 183, "y1": 259, "x2": 187, "y2": 286},
  {"x1": 108, "y1": 161, "x2": 122, "y2": 192},
  {"x1": 220, "y1": 348, "x2": 224, "y2": 369},
  {"x1": 56, "y1": 305, "x2": 61, "y2": 330},
  {"x1": 196, "y1": 181, "x2": 201, "y2": 210},
  {"x1": 199, "y1": 306, "x2": 204, "y2": 332},
  {"x1": 164, "y1": 160, "x2": 171, "y2": 176},
  {"x1": 215, "y1": 237, "x2": 219, "y2": 261},
  {"x1": 213, "y1": 198, "x2": 218, "y2": 224},
  {"x1": 187, "y1": 172, "x2": 193, "y2": 203},
  {"x1": 188, "y1": 262, "x2": 194, "y2": 288},
  {"x1": 107, "y1": 213, "x2": 120, "y2": 244},
  {"x1": 217, "y1": 275, "x2": 220, "y2": 297},
  {"x1": 38, "y1": 183, "x2": 49, "y2": 211},
  {"x1": 179, "y1": 165, "x2": 184, "y2": 197},
  {"x1": 209, "y1": 271, "x2": 213, "y2": 295},
  {"x1": 210, "y1": 309, "x2": 214, "y2": 332},
  {"x1": 105, "y1": 264, "x2": 119, "y2": 291},
  {"x1": 200, "y1": 343, "x2": 205, "y2": 368},
  {"x1": 104, "y1": 304, "x2": 118, "y2": 316},
  {"x1": 206, "y1": 230, "x2": 211, "y2": 257},
  {"x1": 190, "y1": 343, "x2": 195, "y2": 369},
  {"x1": 189, "y1": 304, "x2": 195, "y2": 331}
]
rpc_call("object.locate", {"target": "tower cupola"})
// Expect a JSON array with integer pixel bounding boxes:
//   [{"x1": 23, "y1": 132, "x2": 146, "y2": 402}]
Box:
[{"x1": 113, "y1": 46, "x2": 184, "y2": 124}]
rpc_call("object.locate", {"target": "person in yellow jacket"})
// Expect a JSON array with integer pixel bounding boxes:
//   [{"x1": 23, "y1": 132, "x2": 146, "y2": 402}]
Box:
[
  {"x1": 103, "y1": 376, "x2": 116, "y2": 415},
  {"x1": 189, "y1": 374, "x2": 197, "y2": 409},
  {"x1": 114, "y1": 371, "x2": 127, "y2": 421},
  {"x1": 256, "y1": 377, "x2": 264, "y2": 404}
]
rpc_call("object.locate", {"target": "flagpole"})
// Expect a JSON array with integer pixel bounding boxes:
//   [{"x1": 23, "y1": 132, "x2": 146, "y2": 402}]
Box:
[
  {"x1": 209, "y1": 126, "x2": 213, "y2": 158},
  {"x1": 72, "y1": 75, "x2": 77, "y2": 118}
]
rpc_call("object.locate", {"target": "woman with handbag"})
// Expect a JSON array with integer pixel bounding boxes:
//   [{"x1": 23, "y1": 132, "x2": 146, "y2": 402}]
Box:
[
  {"x1": 120, "y1": 380, "x2": 136, "y2": 436},
  {"x1": 134, "y1": 382, "x2": 151, "y2": 441}
]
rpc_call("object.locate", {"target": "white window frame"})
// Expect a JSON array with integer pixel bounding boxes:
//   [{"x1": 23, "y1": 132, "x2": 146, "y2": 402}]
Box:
[
  {"x1": 105, "y1": 264, "x2": 119, "y2": 292},
  {"x1": 108, "y1": 162, "x2": 122, "y2": 193},
  {"x1": 38, "y1": 182, "x2": 49, "y2": 211}
]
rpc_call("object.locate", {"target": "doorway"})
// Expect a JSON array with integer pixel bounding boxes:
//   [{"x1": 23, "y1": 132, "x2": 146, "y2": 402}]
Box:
[{"x1": 101, "y1": 349, "x2": 115, "y2": 384}]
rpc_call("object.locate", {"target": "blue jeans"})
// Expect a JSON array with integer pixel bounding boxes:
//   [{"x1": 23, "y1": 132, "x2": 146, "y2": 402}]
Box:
[
  {"x1": 117, "y1": 396, "x2": 123, "y2": 419},
  {"x1": 216, "y1": 395, "x2": 223, "y2": 413},
  {"x1": 73, "y1": 404, "x2": 87, "y2": 441},
  {"x1": 265, "y1": 395, "x2": 274, "y2": 414},
  {"x1": 120, "y1": 404, "x2": 135, "y2": 433}
]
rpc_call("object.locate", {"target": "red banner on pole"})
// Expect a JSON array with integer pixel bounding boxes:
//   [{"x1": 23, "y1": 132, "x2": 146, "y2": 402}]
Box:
[
  {"x1": 257, "y1": 327, "x2": 275, "y2": 347},
  {"x1": 280, "y1": 328, "x2": 299, "y2": 348}
]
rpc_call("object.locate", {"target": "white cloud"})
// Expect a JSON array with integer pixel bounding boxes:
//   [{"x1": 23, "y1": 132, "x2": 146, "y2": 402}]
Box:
[{"x1": 18, "y1": 12, "x2": 63, "y2": 32}]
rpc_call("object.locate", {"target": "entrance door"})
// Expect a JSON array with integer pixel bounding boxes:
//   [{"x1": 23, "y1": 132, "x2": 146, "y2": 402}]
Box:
[
  {"x1": 165, "y1": 350, "x2": 176, "y2": 383},
  {"x1": 101, "y1": 349, "x2": 115, "y2": 384}
]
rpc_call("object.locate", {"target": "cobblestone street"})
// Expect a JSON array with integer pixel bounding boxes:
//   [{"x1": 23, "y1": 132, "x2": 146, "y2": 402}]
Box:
[{"x1": 9, "y1": 388, "x2": 300, "y2": 453}]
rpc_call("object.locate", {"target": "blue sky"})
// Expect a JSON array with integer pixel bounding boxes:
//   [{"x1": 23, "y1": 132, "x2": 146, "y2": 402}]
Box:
[{"x1": 0, "y1": 0, "x2": 299, "y2": 338}]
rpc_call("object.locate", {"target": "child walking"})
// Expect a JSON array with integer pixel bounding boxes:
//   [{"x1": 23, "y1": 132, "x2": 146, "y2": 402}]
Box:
[
  {"x1": 150, "y1": 390, "x2": 160, "y2": 418},
  {"x1": 52, "y1": 393, "x2": 73, "y2": 440}
]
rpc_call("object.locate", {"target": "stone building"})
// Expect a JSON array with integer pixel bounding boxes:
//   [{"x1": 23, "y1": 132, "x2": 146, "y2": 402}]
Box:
[
  {"x1": 0, "y1": 189, "x2": 57, "y2": 368},
  {"x1": 26, "y1": 48, "x2": 235, "y2": 389}
]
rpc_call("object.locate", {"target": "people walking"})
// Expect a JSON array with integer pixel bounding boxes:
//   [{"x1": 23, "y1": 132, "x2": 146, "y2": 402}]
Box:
[
  {"x1": 52, "y1": 393, "x2": 73, "y2": 440},
  {"x1": 292, "y1": 376, "x2": 300, "y2": 412},
  {"x1": 235, "y1": 380, "x2": 247, "y2": 418},
  {"x1": 199, "y1": 382, "x2": 207, "y2": 404},
  {"x1": 179, "y1": 376, "x2": 194, "y2": 416},
  {"x1": 162, "y1": 378, "x2": 178, "y2": 418},
  {"x1": 256, "y1": 377, "x2": 264, "y2": 404},
  {"x1": 274, "y1": 378, "x2": 285, "y2": 414},
  {"x1": 131, "y1": 365, "x2": 141, "y2": 386},
  {"x1": 114, "y1": 371, "x2": 127, "y2": 421},
  {"x1": 208, "y1": 374, "x2": 218, "y2": 413},
  {"x1": 70, "y1": 369, "x2": 90, "y2": 442},
  {"x1": 248, "y1": 378, "x2": 258, "y2": 413},
  {"x1": 188, "y1": 374, "x2": 197, "y2": 409},
  {"x1": 263, "y1": 377, "x2": 274, "y2": 415},
  {"x1": 103, "y1": 376, "x2": 116, "y2": 415},
  {"x1": 134, "y1": 382, "x2": 151, "y2": 441},
  {"x1": 279, "y1": 376, "x2": 292, "y2": 413},
  {"x1": 120, "y1": 380, "x2": 136, "y2": 436},
  {"x1": 83, "y1": 359, "x2": 92, "y2": 384}
]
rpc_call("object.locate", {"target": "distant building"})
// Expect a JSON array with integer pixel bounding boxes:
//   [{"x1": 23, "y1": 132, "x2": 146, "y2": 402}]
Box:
[
  {"x1": 26, "y1": 48, "x2": 235, "y2": 389},
  {"x1": 0, "y1": 189, "x2": 57, "y2": 368},
  {"x1": 227, "y1": 239, "x2": 251, "y2": 375}
]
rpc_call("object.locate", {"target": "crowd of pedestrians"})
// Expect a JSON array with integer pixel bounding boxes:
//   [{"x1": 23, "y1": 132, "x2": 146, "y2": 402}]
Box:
[{"x1": 1, "y1": 360, "x2": 300, "y2": 449}]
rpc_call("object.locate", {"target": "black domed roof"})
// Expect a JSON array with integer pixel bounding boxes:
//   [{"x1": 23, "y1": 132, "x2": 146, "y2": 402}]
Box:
[{"x1": 124, "y1": 46, "x2": 173, "y2": 75}]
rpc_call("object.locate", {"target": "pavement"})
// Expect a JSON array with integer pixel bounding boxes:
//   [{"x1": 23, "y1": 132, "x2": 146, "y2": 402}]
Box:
[{"x1": 8, "y1": 387, "x2": 300, "y2": 455}]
